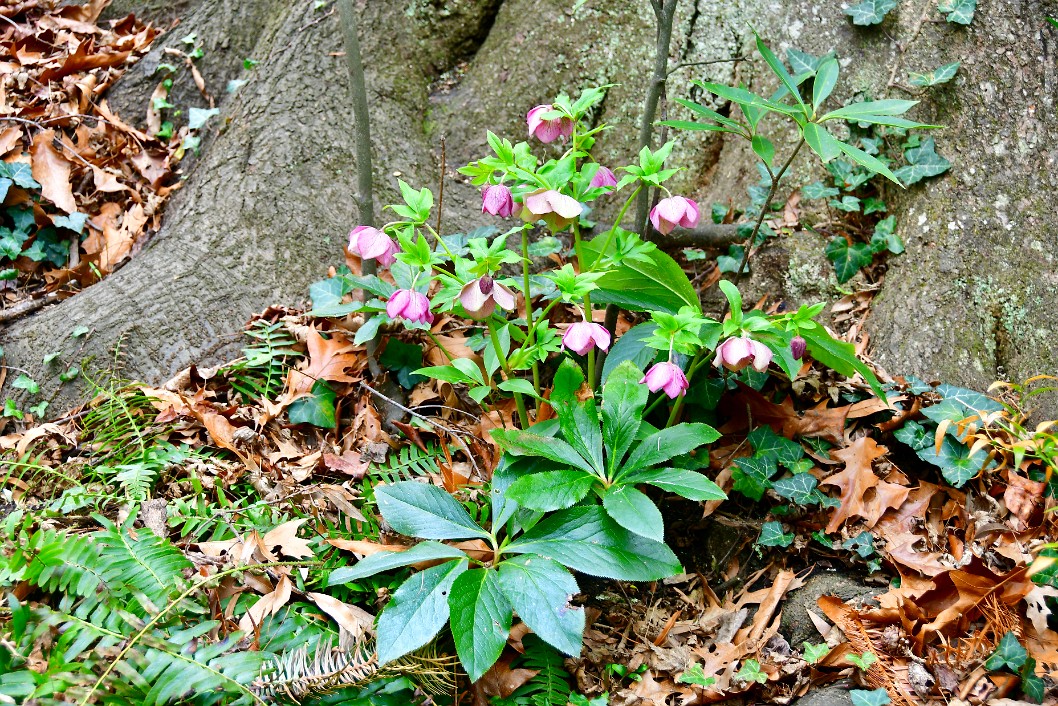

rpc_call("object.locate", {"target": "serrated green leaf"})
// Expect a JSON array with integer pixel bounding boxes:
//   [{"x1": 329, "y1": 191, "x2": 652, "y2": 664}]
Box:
[
  {"x1": 327, "y1": 541, "x2": 468, "y2": 584},
  {"x1": 622, "y1": 423, "x2": 720, "y2": 475},
  {"x1": 506, "y1": 470, "x2": 597, "y2": 512},
  {"x1": 376, "y1": 482, "x2": 490, "y2": 540},
  {"x1": 602, "y1": 361, "x2": 648, "y2": 473},
  {"x1": 448, "y1": 568, "x2": 512, "y2": 682},
  {"x1": 602, "y1": 485, "x2": 664, "y2": 541},
  {"x1": 490, "y1": 429, "x2": 596, "y2": 475},
  {"x1": 376, "y1": 559, "x2": 468, "y2": 664},
  {"x1": 497, "y1": 555, "x2": 585, "y2": 656},
  {"x1": 506, "y1": 505, "x2": 682, "y2": 581},
  {"x1": 623, "y1": 468, "x2": 726, "y2": 502}
]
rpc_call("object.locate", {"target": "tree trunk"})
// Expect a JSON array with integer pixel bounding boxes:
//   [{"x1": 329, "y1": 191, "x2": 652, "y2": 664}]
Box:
[{"x1": 3, "y1": 0, "x2": 1054, "y2": 415}]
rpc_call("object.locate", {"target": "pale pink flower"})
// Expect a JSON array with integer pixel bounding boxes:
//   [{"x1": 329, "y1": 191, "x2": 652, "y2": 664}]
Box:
[
  {"x1": 527, "y1": 104, "x2": 573, "y2": 143},
  {"x1": 589, "y1": 166, "x2": 617, "y2": 189},
  {"x1": 459, "y1": 276, "x2": 517, "y2": 320},
  {"x1": 481, "y1": 185, "x2": 515, "y2": 217},
  {"x1": 649, "y1": 196, "x2": 700, "y2": 235},
  {"x1": 386, "y1": 289, "x2": 434, "y2": 325},
  {"x1": 713, "y1": 336, "x2": 773, "y2": 373},
  {"x1": 640, "y1": 362, "x2": 689, "y2": 399},
  {"x1": 348, "y1": 226, "x2": 398, "y2": 267},
  {"x1": 520, "y1": 188, "x2": 583, "y2": 231},
  {"x1": 562, "y1": 321, "x2": 611, "y2": 356}
]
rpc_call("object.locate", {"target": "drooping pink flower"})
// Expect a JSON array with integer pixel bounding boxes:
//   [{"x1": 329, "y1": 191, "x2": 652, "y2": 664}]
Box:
[
  {"x1": 640, "y1": 362, "x2": 689, "y2": 399},
  {"x1": 527, "y1": 104, "x2": 573, "y2": 143},
  {"x1": 790, "y1": 335, "x2": 807, "y2": 361},
  {"x1": 520, "y1": 188, "x2": 583, "y2": 231},
  {"x1": 713, "y1": 336, "x2": 773, "y2": 373},
  {"x1": 386, "y1": 289, "x2": 434, "y2": 325},
  {"x1": 649, "y1": 196, "x2": 700, "y2": 235},
  {"x1": 459, "y1": 276, "x2": 517, "y2": 320},
  {"x1": 348, "y1": 226, "x2": 399, "y2": 267},
  {"x1": 562, "y1": 321, "x2": 611, "y2": 356},
  {"x1": 589, "y1": 166, "x2": 618, "y2": 189},
  {"x1": 481, "y1": 184, "x2": 515, "y2": 217}
]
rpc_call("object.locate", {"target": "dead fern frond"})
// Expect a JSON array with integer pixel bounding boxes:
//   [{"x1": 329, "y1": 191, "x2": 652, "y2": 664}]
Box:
[{"x1": 252, "y1": 629, "x2": 458, "y2": 703}]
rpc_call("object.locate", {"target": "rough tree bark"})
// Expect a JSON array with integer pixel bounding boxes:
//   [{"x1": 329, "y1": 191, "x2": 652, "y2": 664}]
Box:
[{"x1": 3, "y1": 0, "x2": 1055, "y2": 414}]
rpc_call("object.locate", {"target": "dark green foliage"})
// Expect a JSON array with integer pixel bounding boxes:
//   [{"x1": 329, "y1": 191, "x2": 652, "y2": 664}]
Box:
[{"x1": 493, "y1": 635, "x2": 573, "y2": 706}]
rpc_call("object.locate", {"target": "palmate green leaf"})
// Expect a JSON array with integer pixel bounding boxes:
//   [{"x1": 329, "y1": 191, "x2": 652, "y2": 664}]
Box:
[
  {"x1": 327, "y1": 541, "x2": 468, "y2": 584},
  {"x1": 850, "y1": 689, "x2": 891, "y2": 706},
  {"x1": 986, "y1": 631, "x2": 1028, "y2": 671},
  {"x1": 448, "y1": 569, "x2": 512, "y2": 682},
  {"x1": 622, "y1": 423, "x2": 720, "y2": 475},
  {"x1": 748, "y1": 426, "x2": 804, "y2": 466},
  {"x1": 287, "y1": 379, "x2": 337, "y2": 427},
  {"x1": 908, "y1": 61, "x2": 960, "y2": 87},
  {"x1": 602, "y1": 361, "x2": 648, "y2": 473},
  {"x1": 622, "y1": 468, "x2": 726, "y2": 501},
  {"x1": 802, "y1": 181, "x2": 840, "y2": 199},
  {"x1": 497, "y1": 555, "x2": 585, "y2": 656},
  {"x1": 602, "y1": 485, "x2": 664, "y2": 541},
  {"x1": 731, "y1": 453, "x2": 778, "y2": 501},
  {"x1": 376, "y1": 482, "x2": 490, "y2": 541},
  {"x1": 938, "y1": 0, "x2": 975, "y2": 24},
  {"x1": 377, "y1": 558, "x2": 468, "y2": 664},
  {"x1": 584, "y1": 239, "x2": 699, "y2": 314},
  {"x1": 490, "y1": 429, "x2": 597, "y2": 475},
  {"x1": 844, "y1": 0, "x2": 898, "y2": 25},
  {"x1": 893, "y1": 137, "x2": 950, "y2": 185},
  {"x1": 825, "y1": 237, "x2": 874, "y2": 283},
  {"x1": 772, "y1": 473, "x2": 819, "y2": 504},
  {"x1": 915, "y1": 434, "x2": 987, "y2": 488},
  {"x1": 506, "y1": 505, "x2": 682, "y2": 581},
  {"x1": 506, "y1": 470, "x2": 597, "y2": 511},
  {"x1": 757, "y1": 521, "x2": 794, "y2": 547}
]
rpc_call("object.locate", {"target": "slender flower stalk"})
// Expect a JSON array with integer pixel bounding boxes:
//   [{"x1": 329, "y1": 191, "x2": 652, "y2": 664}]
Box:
[
  {"x1": 488, "y1": 320, "x2": 530, "y2": 429},
  {"x1": 521, "y1": 227, "x2": 541, "y2": 398}
]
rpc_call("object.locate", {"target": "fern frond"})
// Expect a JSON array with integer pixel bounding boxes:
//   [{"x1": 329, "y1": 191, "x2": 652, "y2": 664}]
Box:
[
  {"x1": 253, "y1": 630, "x2": 458, "y2": 703},
  {"x1": 223, "y1": 320, "x2": 304, "y2": 403},
  {"x1": 7, "y1": 527, "x2": 105, "y2": 597},
  {"x1": 370, "y1": 444, "x2": 445, "y2": 485},
  {"x1": 94, "y1": 518, "x2": 192, "y2": 611},
  {"x1": 494, "y1": 635, "x2": 572, "y2": 706}
]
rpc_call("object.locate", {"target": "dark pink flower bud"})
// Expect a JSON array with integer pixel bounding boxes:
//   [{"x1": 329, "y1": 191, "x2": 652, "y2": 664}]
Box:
[
  {"x1": 458, "y1": 277, "x2": 516, "y2": 320},
  {"x1": 649, "y1": 196, "x2": 700, "y2": 235},
  {"x1": 481, "y1": 184, "x2": 515, "y2": 217},
  {"x1": 527, "y1": 104, "x2": 573, "y2": 144},
  {"x1": 520, "y1": 188, "x2": 583, "y2": 232},
  {"x1": 348, "y1": 226, "x2": 399, "y2": 267},
  {"x1": 561, "y1": 321, "x2": 611, "y2": 356},
  {"x1": 386, "y1": 289, "x2": 434, "y2": 325},
  {"x1": 713, "y1": 336, "x2": 773, "y2": 373},
  {"x1": 589, "y1": 166, "x2": 618, "y2": 189},
  {"x1": 790, "y1": 335, "x2": 807, "y2": 361},
  {"x1": 640, "y1": 362, "x2": 689, "y2": 399}
]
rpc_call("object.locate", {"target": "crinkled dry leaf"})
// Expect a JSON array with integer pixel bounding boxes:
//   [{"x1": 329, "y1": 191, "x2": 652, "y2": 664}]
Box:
[
  {"x1": 822, "y1": 437, "x2": 907, "y2": 533},
  {"x1": 238, "y1": 574, "x2": 291, "y2": 633},
  {"x1": 262, "y1": 519, "x2": 314, "y2": 560}
]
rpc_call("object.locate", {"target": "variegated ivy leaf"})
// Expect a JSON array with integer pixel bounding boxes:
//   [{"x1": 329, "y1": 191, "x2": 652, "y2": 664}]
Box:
[
  {"x1": 908, "y1": 61, "x2": 960, "y2": 87},
  {"x1": 893, "y1": 137, "x2": 951, "y2": 185},
  {"x1": 845, "y1": 0, "x2": 898, "y2": 26},
  {"x1": 937, "y1": 0, "x2": 975, "y2": 25}
]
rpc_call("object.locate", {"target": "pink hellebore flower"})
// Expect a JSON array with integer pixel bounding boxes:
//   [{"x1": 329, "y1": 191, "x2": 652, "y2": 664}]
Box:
[
  {"x1": 640, "y1": 362, "x2": 689, "y2": 399},
  {"x1": 527, "y1": 104, "x2": 574, "y2": 143},
  {"x1": 459, "y1": 275, "x2": 517, "y2": 320},
  {"x1": 590, "y1": 166, "x2": 618, "y2": 189},
  {"x1": 649, "y1": 196, "x2": 700, "y2": 235},
  {"x1": 521, "y1": 188, "x2": 583, "y2": 231},
  {"x1": 562, "y1": 321, "x2": 611, "y2": 356},
  {"x1": 386, "y1": 289, "x2": 434, "y2": 325},
  {"x1": 790, "y1": 335, "x2": 807, "y2": 361},
  {"x1": 713, "y1": 336, "x2": 773, "y2": 373},
  {"x1": 348, "y1": 226, "x2": 399, "y2": 267},
  {"x1": 481, "y1": 184, "x2": 515, "y2": 217}
]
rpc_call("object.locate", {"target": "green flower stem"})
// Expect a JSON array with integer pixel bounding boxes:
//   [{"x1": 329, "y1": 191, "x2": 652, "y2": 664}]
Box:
[
  {"x1": 590, "y1": 185, "x2": 642, "y2": 271},
  {"x1": 487, "y1": 320, "x2": 530, "y2": 429},
  {"x1": 521, "y1": 227, "x2": 541, "y2": 399},
  {"x1": 424, "y1": 223, "x2": 459, "y2": 264},
  {"x1": 572, "y1": 223, "x2": 597, "y2": 389},
  {"x1": 427, "y1": 332, "x2": 456, "y2": 363},
  {"x1": 643, "y1": 392, "x2": 668, "y2": 418},
  {"x1": 79, "y1": 561, "x2": 321, "y2": 706}
]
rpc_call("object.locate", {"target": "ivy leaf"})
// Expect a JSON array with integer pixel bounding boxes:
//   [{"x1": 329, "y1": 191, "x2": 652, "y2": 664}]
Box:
[
  {"x1": 850, "y1": 689, "x2": 891, "y2": 706},
  {"x1": 757, "y1": 521, "x2": 794, "y2": 548},
  {"x1": 845, "y1": 0, "x2": 899, "y2": 25},
  {"x1": 870, "y1": 215, "x2": 904, "y2": 254},
  {"x1": 825, "y1": 237, "x2": 874, "y2": 283},
  {"x1": 908, "y1": 61, "x2": 960, "y2": 87},
  {"x1": 677, "y1": 664, "x2": 716, "y2": 687},
  {"x1": 187, "y1": 107, "x2": 220, "y2": 130},
  {"x1": 748, "y1": 426, "x2": 804, "y2": 466},
  {"x1": 732, "y1": 453, "x2": 778, "y2": 501},
  {"x1": 803, "y1": 642, "x2": 830, "y2": 664},
  {"x1": 985, "y1": 631, "x2": 1028, "y2": 671},
  {"x1": 735, "y1": 659, "x2": 768, "y2": 684},
  {"x1": 916, "y1": 434, "x2": 988, "y2": 488},
  {"x1": 376, "y1": 559, "x2": 468, "y2": 664},
  {"x1": 287, "y1": 379, "x2": 336, "y2": 427},
  {"x1": 802, "y1": 181, "x2": 840, "y2": 199},
  {"x1": 937, "y1": 0, "x2": 975, "y2": 24},
  {"x1": 787, "y1": 48, "x2": 824, "y2": 76},
  {"x1": 1021, "y1": 658, "x2": 1045, "y2": 703},
  {"x1": 0, "y1": 162, "x2": 40, "y2": 189},
  {"x1": 448, "y1": 569, "x2": 512, "y2": 682},
  {"x1": 12, "y1": 374, "x2": 39, "y2": 394},
  {"x1": 772, "y1": 473, "x2": 819, "y2": 505},
  {"x1": 497, "y1": 555, "x2": 585, "y2": 656},
  {"x1": 602, "y1": 485, "x2": 665, "y2": 542},
  {"x1": 894, "y1": 420, "x2": 931, "y2": 451},
  {"x1": 893, "y1": 137, "x2": 951, "y2": 185},
  {"x1": 829, "y1": 195, "x2": 861, "y2": 212},
  {"x1": 375, "y1": 481, "x2": 491, "y2": 541}
]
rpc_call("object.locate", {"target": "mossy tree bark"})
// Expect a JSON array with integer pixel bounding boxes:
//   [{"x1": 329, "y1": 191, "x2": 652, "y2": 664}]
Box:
[{"x1": 3, "y1": 0, "x2": 1054, "y2": 414}]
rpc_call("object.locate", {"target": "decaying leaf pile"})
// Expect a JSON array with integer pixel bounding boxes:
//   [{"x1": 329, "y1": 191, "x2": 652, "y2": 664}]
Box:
[
  {"x1": 2, "y1": 284, "x2": 1056, "y2": 704},
  {"x1": 0, "y1": 0, "x2": 175, "y2": 313}
]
